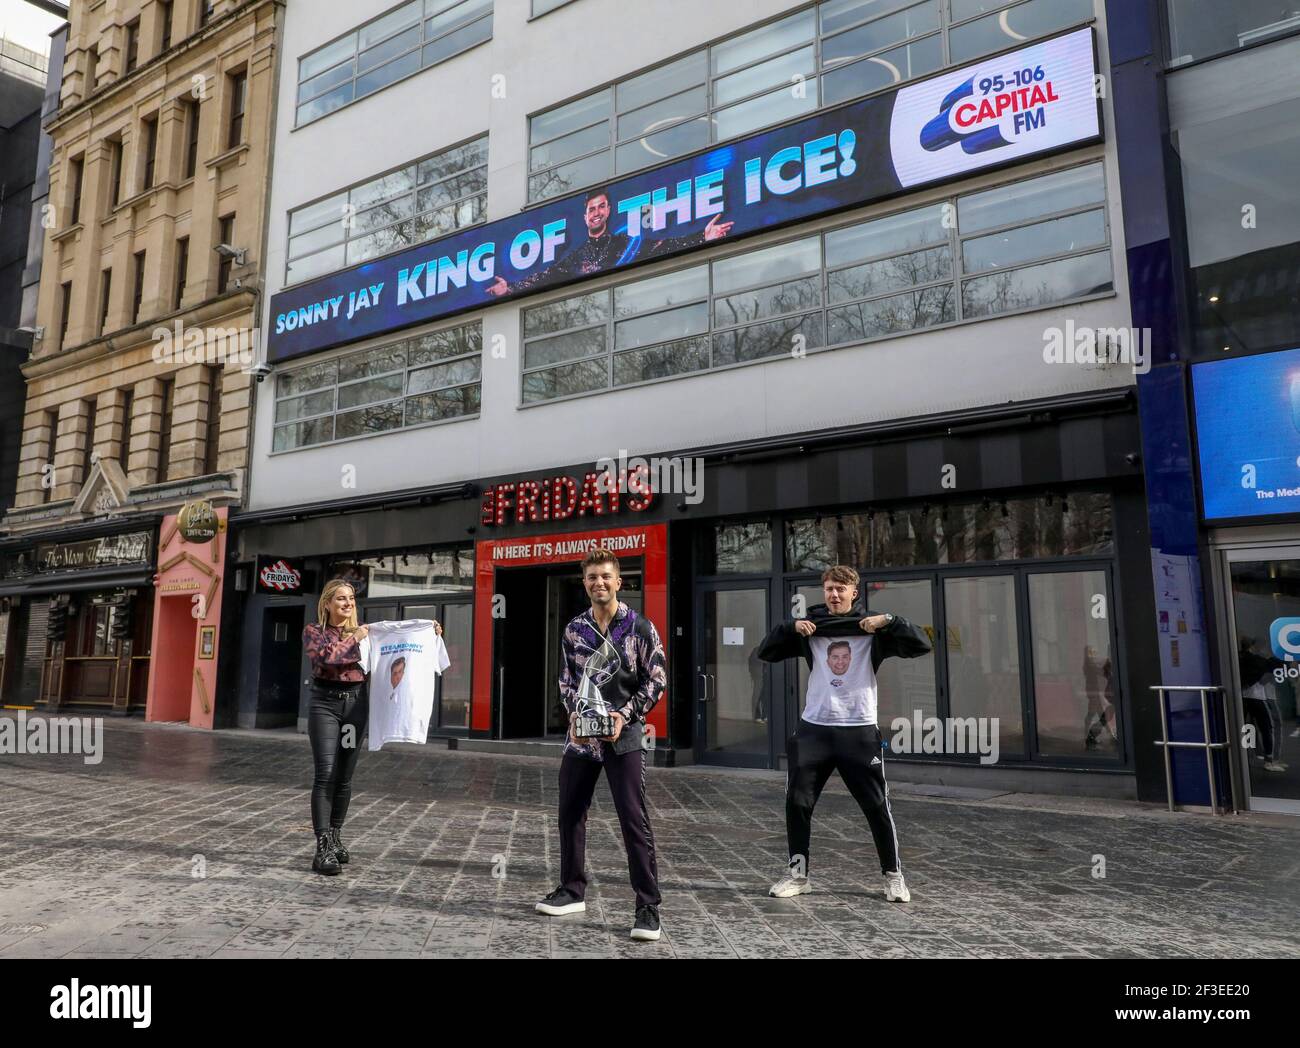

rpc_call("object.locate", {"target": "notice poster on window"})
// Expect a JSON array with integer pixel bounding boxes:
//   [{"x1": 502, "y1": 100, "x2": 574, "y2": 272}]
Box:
[{"x1": 268, "y1": 28, "x2": 1101, "y2": 364}]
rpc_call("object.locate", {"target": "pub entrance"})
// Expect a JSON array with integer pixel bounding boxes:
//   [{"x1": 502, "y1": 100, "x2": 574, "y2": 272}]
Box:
[{"x1": 493, "y1": 561, "x2": 643, "y2": 740}]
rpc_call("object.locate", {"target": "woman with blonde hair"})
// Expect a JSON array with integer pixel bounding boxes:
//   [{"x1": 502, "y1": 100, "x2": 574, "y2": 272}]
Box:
[{"x1": 301, "y1": 579, "x2": 370, "y2": 875}]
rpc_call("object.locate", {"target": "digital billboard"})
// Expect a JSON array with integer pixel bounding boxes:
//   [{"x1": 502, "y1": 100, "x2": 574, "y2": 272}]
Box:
[{"x1": 268, "y1": 26, "x2": 1102, "y2": 363}]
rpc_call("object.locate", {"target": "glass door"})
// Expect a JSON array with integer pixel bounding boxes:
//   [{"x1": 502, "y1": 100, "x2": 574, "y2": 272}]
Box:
[
  {"x1": 401, "y1": 600, "x2": 472, "y2": 734},
  {"x1": 696, "y1": 582, "x2": 771, "y2": 766},
  {"x1": 1224, "y1": 550, "x2": 1300, "y2": 812}
]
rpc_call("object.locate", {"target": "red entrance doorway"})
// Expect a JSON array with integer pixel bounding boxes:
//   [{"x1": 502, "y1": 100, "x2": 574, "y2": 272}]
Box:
[{"x1": 471, "y1": 524, "x2": 668, "y2": 739}]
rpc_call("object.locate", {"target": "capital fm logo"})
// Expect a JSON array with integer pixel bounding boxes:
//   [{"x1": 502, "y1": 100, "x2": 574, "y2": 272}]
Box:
[{"x1": 920, "y1": 67, "x2": 1062, "y2": 156}]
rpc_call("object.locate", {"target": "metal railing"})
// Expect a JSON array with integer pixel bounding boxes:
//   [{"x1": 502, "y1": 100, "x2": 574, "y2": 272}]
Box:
[{"x1": 1151, "y1": 685, "x2": 1236, "y2": 814}]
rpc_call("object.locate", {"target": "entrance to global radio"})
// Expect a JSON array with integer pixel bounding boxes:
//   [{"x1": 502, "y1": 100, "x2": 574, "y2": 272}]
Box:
[{"x1": 471, "y1": 524, "x2": 669, "y2": 743}]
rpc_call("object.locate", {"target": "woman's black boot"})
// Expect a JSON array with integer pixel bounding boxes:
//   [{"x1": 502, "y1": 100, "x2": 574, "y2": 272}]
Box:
[
  {"x1": 312, "y1": 831, "x2": 341, "y2": 875},
  {"x1": 328, "y1": 826, "x2": 350, "y2": 864}
]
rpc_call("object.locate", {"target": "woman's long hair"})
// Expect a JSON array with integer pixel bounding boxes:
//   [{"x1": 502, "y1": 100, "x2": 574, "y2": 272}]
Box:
[{"x1": 317, "y1": 579, "x2": 358, "y2": 633}]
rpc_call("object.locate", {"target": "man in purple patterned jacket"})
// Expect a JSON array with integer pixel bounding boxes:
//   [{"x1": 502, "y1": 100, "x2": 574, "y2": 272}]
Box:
[{"x1": 535, "y1": 547, "x2": 668, "y2": 942}]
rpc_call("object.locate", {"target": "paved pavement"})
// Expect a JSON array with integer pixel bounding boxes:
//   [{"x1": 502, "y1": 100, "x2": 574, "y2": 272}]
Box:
[{"x1": 1, "y1": 716, "x2": 1298, "y2": 959}]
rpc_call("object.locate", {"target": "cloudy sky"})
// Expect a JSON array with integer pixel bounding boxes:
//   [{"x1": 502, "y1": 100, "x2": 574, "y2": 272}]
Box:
[{"x1": 1, "y1": 1, "x2": 69, "y2": 57}]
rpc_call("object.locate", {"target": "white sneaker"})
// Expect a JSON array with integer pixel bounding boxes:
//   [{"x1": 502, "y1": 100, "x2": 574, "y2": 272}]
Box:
[
  {"x1": 768, "y1": 873, "x2": 811, "y2": 898},
  {"x1": 1264, "y1": 760, "x2": 1289, "y2": 772},
  {"x1": 884, "y1": 869, "x2": 911, "y2": 903}
]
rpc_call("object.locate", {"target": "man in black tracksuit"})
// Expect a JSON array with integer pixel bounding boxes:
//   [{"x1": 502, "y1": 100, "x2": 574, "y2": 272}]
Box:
[{"x1": 758, "y1": 565, "x2": 930, "y2": 902}]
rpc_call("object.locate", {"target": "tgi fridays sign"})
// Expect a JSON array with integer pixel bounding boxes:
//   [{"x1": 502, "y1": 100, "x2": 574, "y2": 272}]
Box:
[
  {"x1": 489, "y1": 530, "x2": 651, "y2": 562},
  {"x1": 37, "y1": 531, "x2": 152, "y2": 571},
  {"x1": 481, "y1": 466, "x2": 653, "y2": 527},
  {"x1": 256, "y1": 555, "x2": 305, "y2": 594}
]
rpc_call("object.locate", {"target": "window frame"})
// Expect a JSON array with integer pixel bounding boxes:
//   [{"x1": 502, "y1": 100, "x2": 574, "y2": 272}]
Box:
[
  {"x1": 269, "y1": 318, "x2": 484, "y2": 454},
  {"x1": 294, "y1": 0, "x2": 495, "y2": 128},
  {"x1": 282, "y1": 133, "x2": 489, "y2": 289},
  {"x1": 518, "y1": 158, "x2": 1114, "y2": 406}
]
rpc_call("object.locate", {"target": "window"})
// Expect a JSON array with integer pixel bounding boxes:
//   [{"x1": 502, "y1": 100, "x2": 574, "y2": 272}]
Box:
[
  {"x1": 285, "y1": 135, "x2": 488, "y2": 285},
  {"x1": 1170, "y1": 37, "x2": 1300, "y2": 356},
  {"x1": 141, "y1": 114, "x2": 159, "y2": 190},
  {"x1": 183, "y1": 99, "x2": 200, "y2": 178},
  {"x1": 68, "y1": 155, "x2": 84, "y2": 224},
  {"x1": 520, "y1": 162, "x2": 1112, "y2": 402},
  {"x1": 295, "y1": 0, "x2": 493, "y2": 126},
  {"x1": 120, "y1": 388, "x2": 134, "y2": 471},
  {"x1": 217, "y1": 214, "x2": 234, "y2": 292},
  {"x1": 58, "y1": 281, "x2": 72, "y2": 350},
  {"x1": 132, "y1": 251, "x2": 147, "y2": 324},
  {"x1": 204, "y1": 367, "x2": 222, "y2": 473},
  {"x1": 160, "y1": 1, "x2": 174, "y2": 51},
  {"x1": 125, "y1": 20, "x2": 140, "y2": 72},
  {"x1": 272, "y1": 320, "x2": 482, "y2": 451},
  {"x1": 98, "y1": 269, "x2": 113, "y2": 334},
  {"x1": 83, "y1": 398, "x2": 98, "y2": 477},
  {"x1": 174, "y1": 237, "x2": 189, "y2": 309},
  {"x1": 526, "y1": 0, "x2": 1092, "y2": 202},
  {"x1": 198, "y1": 0, "x2": 215, "y2": 27},
  {"x1": 1166, "y1": 0, "x2": 1300, "y2": 66},
  {"x1": 41, "y1": 410, "x2": 58, "y2": 502},
  {"x1": 108, "y1": 139, "x2": 123, "y2": 207},
  {"x1": 226, "y1": 69, "x2": 246, "y2": 148},
  {"x1": 157, "y1": 379, "x2": 174, "y2": 481}
]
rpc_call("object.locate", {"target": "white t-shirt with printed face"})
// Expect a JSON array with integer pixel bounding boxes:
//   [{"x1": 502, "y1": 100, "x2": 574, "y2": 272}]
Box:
[
  {"x1": 361, "y1": 619, "x2": 450, "y2": 750},
  {"x1": 802, "y1": 634, "x2": 877, "y2": 726}
]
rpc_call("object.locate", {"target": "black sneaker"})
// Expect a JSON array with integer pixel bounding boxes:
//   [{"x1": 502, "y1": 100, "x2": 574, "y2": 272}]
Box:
[
  {"x1": 328, "y1": 826, "x2": 350, "y2": 864},
  {"x1": 631, "y1": 904, "x2": 661, "y2": 941},
  {"x1": 311, "y1": 832, "x2": 340, "y2": 876},
  {"x1": 535, "y1": 887, "x2": 585, "y2": 916}
]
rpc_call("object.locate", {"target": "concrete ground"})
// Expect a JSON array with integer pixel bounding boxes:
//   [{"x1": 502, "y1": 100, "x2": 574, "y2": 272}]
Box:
[{"x1": 0, "y1": 715, "x2": 1297, "y2": 959}]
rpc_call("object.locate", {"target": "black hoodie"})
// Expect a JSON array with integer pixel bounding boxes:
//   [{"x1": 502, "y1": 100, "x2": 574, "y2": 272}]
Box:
[{"x1": 756, "y1": 600, "x2": 932, "y2": 674}]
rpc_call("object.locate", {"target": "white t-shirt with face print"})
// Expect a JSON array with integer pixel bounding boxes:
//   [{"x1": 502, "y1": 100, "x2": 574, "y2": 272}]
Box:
[
  {"x1": 360, "y1": 619, "x2": 451, "y2": 750},
  {"x1": 802, "y1": 634, "x2": 877, "y2": 726}
]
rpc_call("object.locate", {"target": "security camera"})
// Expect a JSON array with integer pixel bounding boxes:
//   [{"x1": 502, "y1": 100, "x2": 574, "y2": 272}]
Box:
[
  {"x1": 246, "y1": 361, "x2": 272, "y2": 383},
  {"x1": 214, "y1": 243, "x2": 246, "y2": 265}
]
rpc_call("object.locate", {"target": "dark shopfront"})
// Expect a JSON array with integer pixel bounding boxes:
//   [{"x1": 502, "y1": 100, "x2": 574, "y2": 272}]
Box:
[
  {"x1": 231, "y1": 390, "x2": 1170, "y2": 801},
  {"x1": 0, "y1": 524, "x2": 157, "y2": 712}
]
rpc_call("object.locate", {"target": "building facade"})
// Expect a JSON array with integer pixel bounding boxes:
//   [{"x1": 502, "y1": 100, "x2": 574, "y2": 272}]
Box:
[
  {"x1": 1109, "y1": 0, "x2": 1300, "y2": 814},
  {"x1": 227, "y1": 0, "x2": 1179, "y2": 801},
  {"x1": 0, "y1": 0, "x2": 279, "y2": 727}
]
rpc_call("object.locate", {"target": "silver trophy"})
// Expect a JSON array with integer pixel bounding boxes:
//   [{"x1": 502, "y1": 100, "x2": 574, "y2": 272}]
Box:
[{"x1": 573, "y1": 633, "x2": 620, "y2": 738}]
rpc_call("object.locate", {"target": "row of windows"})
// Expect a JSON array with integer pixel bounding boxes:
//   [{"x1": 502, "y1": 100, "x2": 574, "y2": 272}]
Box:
[
  {"x1": 285, "y1": 137, "x2": 488, "y2": 285},
  {"x1": 269, "y1": 161, "x2": 1113, "y2": 452},
  {"x1": 296, "y1": 0, "x2": 493, "y2": 126},
  {"x1": 63, "y1": 69, "x2": 243, "y2": 229},
  {"x1": 527, "y1": 0, "x2": 1094, "y2": 202},
  {"x1": 57, "y1": 212, "x2": 236, "y2": 352},
  {"x1": 519, "y1": 162, "x2": 1112, "y2": 402},
  {"x1": 85, "y1": 1, "x2": 215, "y2": 91},
  {"x1": 33, "y1": 369, "x2": 222, "y2": 504},
  {"x1": 271, "y1": 321, "x2": 483, "y2": 451}
]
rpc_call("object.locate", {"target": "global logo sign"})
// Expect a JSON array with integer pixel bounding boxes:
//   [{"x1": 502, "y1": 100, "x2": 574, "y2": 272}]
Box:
[
  {"x1": 1269, "y1": 617, "x2": 1300, "y2": 661},
  {"x1": 259, "y1": 559, "x2": 302, "y2": 592},
  {"x1": 889, "y1": 26, "x2": 1100, "y2": 189},
  {"x1": 919, "y1": 70, "x2": 1063, "y2": 156}
]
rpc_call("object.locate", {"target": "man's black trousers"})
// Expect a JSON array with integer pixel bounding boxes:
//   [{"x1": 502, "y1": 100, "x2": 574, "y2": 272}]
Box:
[
  {"x1": 785, "y1": 720, "x2": 900, "y2": 875},
  {"x1": 558, "y1": 745, "x2": 661, "y2": 908}
]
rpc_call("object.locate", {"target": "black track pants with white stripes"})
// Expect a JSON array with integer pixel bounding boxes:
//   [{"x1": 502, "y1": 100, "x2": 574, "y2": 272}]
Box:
[{"x1": 785, "y1": 721, "x2": 900, "y2": 875}]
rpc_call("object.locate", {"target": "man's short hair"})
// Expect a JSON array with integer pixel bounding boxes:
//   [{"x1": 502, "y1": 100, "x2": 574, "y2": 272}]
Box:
[
  {"x1": 827, "y1": 640, "x2": 851, "y2": 655},
  {"x1": 392, "y1": 656, "x2": 406, "y2": 669},
  {"x1": 581, "y1": 547, "x2": 620, "y2": 575},
  {"x1": 822, "y1": 565, "x2": 859, "y2": 587},
  {"x1": 585, "y1": 188, "x2": 610, "y2": 208}
]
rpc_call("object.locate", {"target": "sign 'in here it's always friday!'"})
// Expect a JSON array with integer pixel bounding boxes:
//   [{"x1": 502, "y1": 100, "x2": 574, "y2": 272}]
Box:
[{"x1": 268, "y1": 27, "x2": 1102, "y2": 363}]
